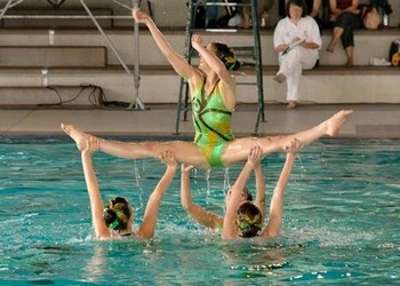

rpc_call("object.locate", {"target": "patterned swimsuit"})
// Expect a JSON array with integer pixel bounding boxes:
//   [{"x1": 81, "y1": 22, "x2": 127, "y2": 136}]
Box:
[{"x1": 191, "y1": 79, "x2": 234, "y2": 167}]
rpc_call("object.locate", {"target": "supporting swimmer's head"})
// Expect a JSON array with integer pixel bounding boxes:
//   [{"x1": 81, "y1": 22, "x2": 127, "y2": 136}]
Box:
[
  {"x1": 236, "y1": 202, "x2": 262, "y2": 238},
  {"x1": 208, "y1": 42, "x2": 241, "y2": 71},
  {"x1": 103, "y1": 197, "x2": 132, "y2": 231}
]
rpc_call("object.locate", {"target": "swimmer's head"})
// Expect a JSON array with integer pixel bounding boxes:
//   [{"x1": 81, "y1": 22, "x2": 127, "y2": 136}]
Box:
[
  {"x1": 201, "y1": 42, "x2": 241, "y2": 71},
  {"x1": 236, "y1": 202, "x2": 263, "y2": 238},
  {"x1": 225, "y1": 186, "x2": 253, "y2": 208},
  {"x1": 103, "y1": 197, "x2": 132, "y2": 232}
]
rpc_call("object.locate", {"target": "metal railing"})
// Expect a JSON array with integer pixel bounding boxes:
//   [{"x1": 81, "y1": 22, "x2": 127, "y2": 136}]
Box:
[{"x1": 0, "y1": 0, "x2": 146, "y2": 110}]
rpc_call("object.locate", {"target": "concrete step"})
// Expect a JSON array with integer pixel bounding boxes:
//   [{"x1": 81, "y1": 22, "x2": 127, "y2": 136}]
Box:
[
  {"x1": 2, "y1": 8, "x2": 113, "y2": 29},
  {"x1": 0, "y1": 66, "x2": 398, "y2": 106},
  {"x1": 0, "y1": 46, "x2": 107, "y2": 68},
  {"x1": 0, "y1": 29, "x2": 398, "y2": 66}
]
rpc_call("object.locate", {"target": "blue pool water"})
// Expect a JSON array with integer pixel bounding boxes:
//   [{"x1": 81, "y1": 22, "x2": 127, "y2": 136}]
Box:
[{"x1": 0, "y1": 137, "x2": 399, "y2": 285}]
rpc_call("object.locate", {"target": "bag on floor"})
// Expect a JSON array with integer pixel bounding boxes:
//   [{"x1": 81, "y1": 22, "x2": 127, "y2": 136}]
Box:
[{"x1": 389, "y1": 40, "x2": 400, "y2": 67}]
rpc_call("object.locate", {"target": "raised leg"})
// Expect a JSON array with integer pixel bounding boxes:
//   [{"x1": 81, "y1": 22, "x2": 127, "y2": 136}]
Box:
[
  {"x1": 61, "y1": 124, "x2": 209, "y2": 168},
  {"x1": 221, "y1": 110, "x2": 353, "y2": 166}
]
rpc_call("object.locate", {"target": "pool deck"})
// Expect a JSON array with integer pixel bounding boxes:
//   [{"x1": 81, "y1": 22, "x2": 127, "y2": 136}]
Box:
[{"x1": 0, "y1": 104, "x2": 399, "y2": 139}]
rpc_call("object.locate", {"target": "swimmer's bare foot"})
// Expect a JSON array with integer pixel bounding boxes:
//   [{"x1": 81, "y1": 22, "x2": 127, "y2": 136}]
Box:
[
  {"x1": 324, "y1": 110, "x2": 353, "y2": 137},
  {"x1": 61, "y1": 123, "x2": 90, "y2": 151}
]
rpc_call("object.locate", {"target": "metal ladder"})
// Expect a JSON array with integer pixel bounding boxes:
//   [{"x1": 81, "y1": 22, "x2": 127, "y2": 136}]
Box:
[{"x1": 175, "y1": 0, "x2": 265, "y2": 135}]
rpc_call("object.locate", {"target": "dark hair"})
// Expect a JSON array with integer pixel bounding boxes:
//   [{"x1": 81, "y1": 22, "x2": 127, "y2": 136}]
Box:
[
  {"x1": 242, "y1": 186, "x2": 253, "y2": 201},
  {"x1": 236, "y1": 202, "x2": 262, "y2": 238},
  {"x1": 286, "y1": 0, "x2": 308, "y2": 18},
  {"x1": 211, "y1": 42, "x2": 241, "y2": 71},
  {"x1": 103, "y1": 197, "x2": 132, "y2": 231}
]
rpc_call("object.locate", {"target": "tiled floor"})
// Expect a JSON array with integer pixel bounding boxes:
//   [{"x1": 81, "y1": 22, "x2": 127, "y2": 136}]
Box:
[{"x1": 0, "y1": 104, "x2": 399, "y2": 138}]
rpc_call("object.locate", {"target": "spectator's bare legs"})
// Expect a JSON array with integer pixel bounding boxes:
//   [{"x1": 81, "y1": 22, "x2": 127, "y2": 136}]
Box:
[
  {"x1": 345, "y1": 46, "x2": 354, "y2": 66},
  {"x1": 326, "y1": 27, "x2": 344, "y2": 53}
]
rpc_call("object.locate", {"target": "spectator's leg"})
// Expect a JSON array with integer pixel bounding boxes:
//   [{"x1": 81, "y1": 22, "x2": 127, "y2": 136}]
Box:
[
  {"x1": 327, "y1": 12, "x2": 353, "y2": 53},
  {"x1": 278, "y1": 49, "x2": 303, "y2": 109},
  {"x1": 327, "y1": 26, "x2": 344, "y2": 52}
]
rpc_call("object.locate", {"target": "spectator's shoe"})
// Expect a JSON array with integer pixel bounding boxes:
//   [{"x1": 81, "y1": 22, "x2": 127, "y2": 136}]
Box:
[
  {"x1": 287, "y1": 101, "x2": 297, "y2": 109},
  {"x1": 345, "y1": 59, "x2": 354, "y2": 67},
  {"x1": 273, "y1": 73, "x2": 286, "y2": 83},
  {"x1": 369, "y1": 57, "x2": 392, "y2": 66}
]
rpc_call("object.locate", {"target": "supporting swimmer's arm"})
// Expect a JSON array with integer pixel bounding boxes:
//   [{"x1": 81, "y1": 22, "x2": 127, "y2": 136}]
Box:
[
  {"x1": 254, "y1": 163, "x2": 266, "y2": 218},
  {"x1": 191, "y1": 34, "x2": 236, "y2": 111},
  {"x1": 81, "y1": 137, "x2": 110, "y2": 240},
  {"x1": 181, "y1": 164, "x2": 223, "y2": 229},
  {"x1": 222, "y1": 146, "x2": 262, "y2": 240},
  {"x1": 132, "y1": 9, "x2": 200, "y2": 81},
  {"x1": 137, "y1": 151, "x2": 177, "y2": 239},
  {"x1": 260, "y1": 139, "x2": 301, "y2": 239}
]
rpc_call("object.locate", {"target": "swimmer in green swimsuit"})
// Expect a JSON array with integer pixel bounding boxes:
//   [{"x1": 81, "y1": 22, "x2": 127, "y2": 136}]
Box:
[
  {"x1": 192, "y1": 76, "x2": 235, "y2": 167},
  {"x1": 62, "y1": 9, "x2": 353, "y2": 170},
  {"x1": 180, "y1": 161, "x2": 266, "y2": 231}
]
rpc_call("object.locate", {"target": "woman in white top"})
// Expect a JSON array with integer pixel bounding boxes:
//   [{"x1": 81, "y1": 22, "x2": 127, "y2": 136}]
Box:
[{"x1": 273, "y1": 0, "x2": 322, "y2": 109}]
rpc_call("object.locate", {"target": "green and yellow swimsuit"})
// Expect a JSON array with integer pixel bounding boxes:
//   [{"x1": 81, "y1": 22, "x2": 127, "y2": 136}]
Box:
[{"x1": 191, "y1": 79, "x2": 234, "y2": 167}]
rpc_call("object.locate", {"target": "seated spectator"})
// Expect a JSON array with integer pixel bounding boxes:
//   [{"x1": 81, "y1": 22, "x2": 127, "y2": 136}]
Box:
[
  {"x1": 326, "y1": 0, "x2": 363, "y2": 66},
  {"x1": 273, "y1": 0, "x2": 322, "y2": 109},
  {"x1": 280, "y1": 0, "x2": 322, "y2": 25}
]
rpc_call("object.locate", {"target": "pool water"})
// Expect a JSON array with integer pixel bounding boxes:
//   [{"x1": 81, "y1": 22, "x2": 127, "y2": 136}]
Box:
[{"x1": 0, "y1": 138, "x2": 399, "y2": 285}]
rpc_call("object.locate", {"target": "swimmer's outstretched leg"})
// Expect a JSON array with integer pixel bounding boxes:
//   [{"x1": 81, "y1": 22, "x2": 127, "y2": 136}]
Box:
[
  {"x1": 61, "y1": 124, "x2": 209, "y2": 168},
  {"x1": 221, "y1": 110, "x2": 353, "y2": 166}
]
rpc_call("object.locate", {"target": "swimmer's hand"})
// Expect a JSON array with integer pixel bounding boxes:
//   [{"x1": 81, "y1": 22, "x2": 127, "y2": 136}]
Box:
[
  {"x1": 246, "y1": 144, "x2": 263, "y2": 168},
  {"x1": 191, "y1": 34, "x2": 204, "y2": 48},
  {"x1": 160, "y1": 151, "x2": 177, "y2": 169},
  {"x1": 132, "y1": 8, "x2": 150, "y2": 24},
  {"x1": 81, "y1": 136, "x2": 99, "y2": 155},
  {"x1": 181, "y1": 163, "x2": 194, "y2": 174},
  {"x1": 284, "y1": 138, "x2": 302, "y2": 157}
]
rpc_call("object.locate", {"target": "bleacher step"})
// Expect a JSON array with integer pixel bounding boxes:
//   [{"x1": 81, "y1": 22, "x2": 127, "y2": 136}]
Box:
[{"x1": 0, "y1": 46, "x2": 107, "y2": 68}]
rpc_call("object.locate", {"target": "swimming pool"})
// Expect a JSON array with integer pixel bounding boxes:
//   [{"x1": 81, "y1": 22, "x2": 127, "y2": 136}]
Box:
[{"x1": 0, "y1": 137, "x2": 399, "y2": 285}]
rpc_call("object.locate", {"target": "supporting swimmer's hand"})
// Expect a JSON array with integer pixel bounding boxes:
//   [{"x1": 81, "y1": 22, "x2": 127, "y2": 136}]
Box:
[
  {"x1": 132, "y1": 8, "x2": 150, "y2": 24},
  {"x1": 247, "y1": 144, "x2": 263, "y2": 168},
  {"x1": 284, "y1": 138, "x2": 302, "y2": 157},
  {"x1": 81, "y1": 136, "x2": 99, "y2": 155},
  {"x1": 191, "y1": 34, "x2": 204, "y2": 48},
  {"x1": 160, "y1": 151, "x2": 177, "y2": 169},
  {"x1": 181, "y1": 163, "x2": 194, "y2": 174}
]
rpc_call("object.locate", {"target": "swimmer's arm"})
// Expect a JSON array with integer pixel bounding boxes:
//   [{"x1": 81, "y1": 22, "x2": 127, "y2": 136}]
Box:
[
  {"x1": 137, "y1": 152, "x2": 177, "y2": 239},
  {"x1": 192, "y1": 35, "x2": 236, "y2": 111},
  {"x1": 260, "y1": 152, "x2": 295, "y2": 239},
  {"x1": 254, "y1": 163, "x2": 266, "y2": 218},
  {"x1": 181, "y1": 164, "x2": 223, "y2": 229},
  {"x1": 81, "y1": 151, "x2": 110, "y2": 240},
  {"x1": 222, "y1": 161, "x2": 254, "y2": 240},
  {"x1": 133, "y1": 9, "x2": 200, "y2": 81}
]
